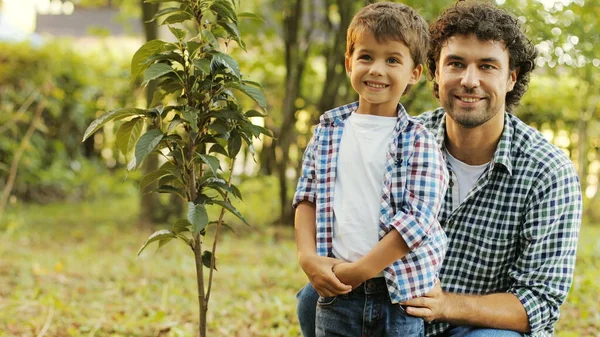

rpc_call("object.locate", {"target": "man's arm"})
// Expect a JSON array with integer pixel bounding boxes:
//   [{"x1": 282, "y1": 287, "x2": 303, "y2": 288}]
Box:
[
  {"x1": 404, "y1": 163, "x2": 582, "y2": 333},
  {"x1": 295, "y1": 201, "x2": 352, "y2": 296},
  {"x1": 403, "y1": 283, "x2": 529, "y2": 331}
]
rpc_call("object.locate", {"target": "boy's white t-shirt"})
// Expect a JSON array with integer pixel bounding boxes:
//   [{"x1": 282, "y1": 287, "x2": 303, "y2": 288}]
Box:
[
  {"x1": 445, "y1": 149, "x2": 489, "y2": 209},
  {"x1": 332, "y1": 112, "x2": 397, "y2": 263}
]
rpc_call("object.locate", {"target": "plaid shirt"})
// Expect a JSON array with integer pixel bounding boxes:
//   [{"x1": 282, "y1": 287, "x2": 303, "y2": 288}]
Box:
[
  {"x1": 416, "y1": 109, "x2": 582, "y2": 337},
  {"x1": 293, "y1": 102, "x2": 449, "y2": 304}
]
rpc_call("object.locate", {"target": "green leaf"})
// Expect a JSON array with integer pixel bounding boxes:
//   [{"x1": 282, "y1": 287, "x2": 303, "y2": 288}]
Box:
[
  {"x1": 168, "y1": 26, "x2": 187, "y2": 41},
  {"x1": 193, "y1": 59, "x2": 211, "y2": 75},
  {"x1": 245, "y1": 109, "x2": 266, "y2": 118},
  {"x1": 140, "y1": 169, "x2": 173, "y2": 190},
  {"x1": 230, "y1": 82, "x2": 267, "y2": 111},
  {"x1": 131, "y1": 40, "x2": 167, "y2": 81},
  {"x1": 238, "y1": 12, "x2": 265, "y2": 22},
  {"x1": 186, "y1": 41, "x2": 202, "y2": 57},
  {"x1": 199, "y1": 154, "x2": 221, "y2": 175},
  {"x1": 201, "y1": 29, "x2": 219, "y2": 49},
  {"x1": 218, "y1": 21, "x2": 245, "y2": 50},
  {"x1": 143, "y1": 63, "x2": 174, "y2": 86},
  {"x1": 172, "y1": 219, "x2": 192, "y2": 234},
  {"x1": 162, "y1": 12, "x2": 193, "y2": 24},
  {"x1": 82, "y1": 108, "x2": 146, "y2": 141},
  {"x1": 210, "y1": 0, "x2": 238, "y2": 23},
  {"x1": 209, "y1": 143, "x2": 228, "y2": 156},
  {"x1": 167, "y1": 116, "x2": 183, "y2": 133},
  {"x1": 134, "y1": 129, "x2": 164, "y2": 169},
  {"x1": 202, "y1": 250, "x2": 216, "y2": 270},
  {"x1": 137, "y1": 229, "x2": 177, "y2": 256},
  {"x1": 149, "y1": 7, "x2": 181, "y2": 23},
  {"x1": 187, "y1": 202, "x2": 209, "y2": 234},
  {"x1": 145, "y1": 0, "x2": 185, "y2": 3},
  {"x1": 211, "y1": 52, "x2": 241, "y2": 78},
  {"x1": 227, "y1": 131, "x2": 242, "y2": 158},
  {"x1": 116, "y1": 118, "x2": 144, "y2": 155},
  {"x1": 156, "y1": 185, "x2": 186, "y2": 199},
  {"x1": 212, "y1": 199, "x2": 249, "y2": 226}
]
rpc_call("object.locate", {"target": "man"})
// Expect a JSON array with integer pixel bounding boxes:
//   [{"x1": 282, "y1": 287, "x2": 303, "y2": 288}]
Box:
[{"x1": 295, "y1": 1, "x2": 582, "y2": 336}]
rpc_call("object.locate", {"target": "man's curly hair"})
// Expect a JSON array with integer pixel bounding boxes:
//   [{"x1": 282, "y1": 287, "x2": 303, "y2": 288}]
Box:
[{"x1": 427, "y1": 1, "x2": 538, "y2": 112}]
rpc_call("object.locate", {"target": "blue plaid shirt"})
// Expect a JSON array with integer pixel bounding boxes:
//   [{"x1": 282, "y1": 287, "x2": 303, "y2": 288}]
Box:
[
  {"x1": 293, "y1": 102, "x2": 449, "y2": 303},
  {"x1": 416, "y1": 108, "x2": 582, "y2": 337}
]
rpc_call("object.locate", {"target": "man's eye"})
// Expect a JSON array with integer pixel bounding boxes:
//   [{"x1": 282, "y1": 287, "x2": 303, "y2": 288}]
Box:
[
  {"x1": 481, "y1": 64, "x2": 494, "y2": 70},
  {"x1": 449, "y1": 62, "x2": 463, "y2": 68}
]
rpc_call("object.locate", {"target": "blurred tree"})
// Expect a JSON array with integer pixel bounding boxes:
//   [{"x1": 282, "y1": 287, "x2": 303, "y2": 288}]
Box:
[{"x1": 503, "y1": 0, "x2": 600, "y2": 218}]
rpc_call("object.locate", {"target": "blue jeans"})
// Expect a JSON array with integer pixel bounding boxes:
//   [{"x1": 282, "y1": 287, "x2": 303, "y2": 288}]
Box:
[
  {"x1": 443, "y1": 326, "x2": 523, "y2": 337},
  {"x1": 301, "y1": 279, "x2": 423, "y2": 337},
  {"x1": 296, "y1": 282, "x2": 523, "y2": 337}
]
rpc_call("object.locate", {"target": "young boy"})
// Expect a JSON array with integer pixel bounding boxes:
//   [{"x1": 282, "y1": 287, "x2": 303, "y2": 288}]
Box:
[{"x1": 293, "y1": 2, "x2": 448, "y2": 337}]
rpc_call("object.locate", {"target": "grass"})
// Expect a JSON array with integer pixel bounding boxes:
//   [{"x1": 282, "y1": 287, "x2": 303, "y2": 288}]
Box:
[{"x1": 0, "y1": 192, "x2": 599, "y2": 337}]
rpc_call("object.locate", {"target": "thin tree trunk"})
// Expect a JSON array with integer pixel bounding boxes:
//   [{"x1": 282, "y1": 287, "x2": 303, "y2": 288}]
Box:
[
  {"x1": 0, "y1": 98, "x2": 44, "y2": 220},
  {"x1": 138, "y1": 0, "x2": 161, "y2": 227}
]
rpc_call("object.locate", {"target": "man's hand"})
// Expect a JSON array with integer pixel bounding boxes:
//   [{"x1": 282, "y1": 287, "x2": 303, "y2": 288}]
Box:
[
  {"x1": 299, "y1": 254, "x2": 352, "y2": 297},
  {"x1": 402, "y1": 282, "x2": 449, "y2": 323},
  {"x1": 333, "y1": 262, "x2": 370, "y2": 289}
]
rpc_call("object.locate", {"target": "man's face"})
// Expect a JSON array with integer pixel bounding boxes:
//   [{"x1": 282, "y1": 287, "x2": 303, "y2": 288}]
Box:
[{"x1": 436, "y1": 34, "x2": 517, "y2": 128}]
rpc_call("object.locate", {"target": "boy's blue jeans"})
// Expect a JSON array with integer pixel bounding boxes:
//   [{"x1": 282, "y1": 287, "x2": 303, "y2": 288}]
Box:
[
  {"x1": 311, "y1": 278, "x2": 424, "y2": 337},
  {"x1": 297, "y1": 282, "x2": 523, "y2": 337}
]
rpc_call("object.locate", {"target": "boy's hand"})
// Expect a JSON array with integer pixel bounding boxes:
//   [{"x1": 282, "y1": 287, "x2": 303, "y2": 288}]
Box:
[
  {"x1": 299, "y1": 254, "x2": 352, "y2": 297},
  {"x1": 333, "y1": 262, "x2": 370, "y2": 289}
]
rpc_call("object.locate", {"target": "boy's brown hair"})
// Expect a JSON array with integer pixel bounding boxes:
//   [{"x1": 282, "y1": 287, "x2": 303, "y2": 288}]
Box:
[{"x1": 345, "y1": 2, "x2": 429, "y2": 68}]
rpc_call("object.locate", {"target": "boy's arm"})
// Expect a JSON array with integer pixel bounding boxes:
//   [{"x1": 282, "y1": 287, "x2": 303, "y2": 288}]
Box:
[
  {"x1": 295, "y1": 201, "x2": 352, "y2": 296},
  {"x1": 334, "y1": 230, "x2": 409, "y2": 288},
  {"x1": 336, "y1": 129, "x2": 448, "y2": 286}
]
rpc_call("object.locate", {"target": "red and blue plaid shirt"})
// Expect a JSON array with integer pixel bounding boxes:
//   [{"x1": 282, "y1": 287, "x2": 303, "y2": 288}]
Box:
[{"x1": 293, "y1": 102, "x2": 449, "y2": 303}]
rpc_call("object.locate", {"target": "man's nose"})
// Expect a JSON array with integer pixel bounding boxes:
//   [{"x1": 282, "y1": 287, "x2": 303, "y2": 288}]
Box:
[{"x1": 460, "y1": 65, "x2": 480, "y2": 88}]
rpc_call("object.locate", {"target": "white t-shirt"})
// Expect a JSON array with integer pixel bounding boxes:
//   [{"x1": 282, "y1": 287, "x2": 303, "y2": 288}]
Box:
[
  {"x1": 332, "y1": 112, "x2": 397, "y2": 262},
  {"x1": 445, "y1": 149, "x2": 489, "y2": 209}
]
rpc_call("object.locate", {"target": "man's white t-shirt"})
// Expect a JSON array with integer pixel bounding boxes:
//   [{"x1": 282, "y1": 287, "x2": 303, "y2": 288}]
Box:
[
  {"x1": 445, "y1": 149, "x2": 489, "y2": 209},
  {"x1": 332, "y1": 112, "x2": 396, "y2": 262}
]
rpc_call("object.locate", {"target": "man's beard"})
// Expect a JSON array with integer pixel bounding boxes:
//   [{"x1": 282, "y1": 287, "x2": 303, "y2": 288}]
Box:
[{"x1": 443, "y1": 88, "x2": 499, "y2": 129}]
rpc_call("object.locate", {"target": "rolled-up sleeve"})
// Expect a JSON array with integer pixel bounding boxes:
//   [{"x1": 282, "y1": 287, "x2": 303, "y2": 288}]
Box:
[
  {"x1": 389, "y1": 129, "x2": 448, "y2": 250},
  {"x1": 293, "y1": 125, "x2": 321, "y2": 208},
  {"x1": 509, "y1": 163, "x2": 582, "y2": 334}
]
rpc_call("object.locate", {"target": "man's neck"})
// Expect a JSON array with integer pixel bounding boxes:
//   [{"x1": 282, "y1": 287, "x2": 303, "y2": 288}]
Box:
[{"x1": 444, "y1": 113, "x2": 504, "y2": 166}]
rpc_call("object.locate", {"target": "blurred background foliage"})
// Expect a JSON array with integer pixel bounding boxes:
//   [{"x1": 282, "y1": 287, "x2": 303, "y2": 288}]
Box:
[
  {"x1": 1, "y1": 0, "x2": 599, "y2": 226},
  {"x1": 0, "y1": 0, "x2": 598, "y2": 335}
]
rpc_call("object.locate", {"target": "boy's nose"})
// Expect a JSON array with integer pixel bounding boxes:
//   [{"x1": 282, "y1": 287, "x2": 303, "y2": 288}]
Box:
[{"x1": 369, "y1": 61, "x2": 385, "y2": 76}]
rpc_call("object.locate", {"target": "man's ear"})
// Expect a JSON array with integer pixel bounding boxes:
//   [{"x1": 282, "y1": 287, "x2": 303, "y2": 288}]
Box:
[
  {"x1": 409, "y1": 64, "x2": 424, "y2": 84},
  {"x1": 345, "y1": 56, "x2": 352, "y2": 75},
  {"x1": 508, "y1": 68, "x2": 518, "y2": 91}
]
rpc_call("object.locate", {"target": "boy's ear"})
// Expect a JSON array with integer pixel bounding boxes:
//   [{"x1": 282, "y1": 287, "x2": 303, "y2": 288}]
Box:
[
  {"x1": 408, "y1": 64, "x2": 423, "y2": 84},
  {"x1": 345, "y1": 56, "x2": 352, "y2": 75}
]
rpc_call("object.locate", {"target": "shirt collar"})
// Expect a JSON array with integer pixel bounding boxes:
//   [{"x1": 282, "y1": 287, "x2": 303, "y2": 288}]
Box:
[{"x1": 320, "y1": 101, "x2": 409, "y2": 132}]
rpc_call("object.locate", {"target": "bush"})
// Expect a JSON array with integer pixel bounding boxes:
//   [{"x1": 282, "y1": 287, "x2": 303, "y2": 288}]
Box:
[{"x1": 0, "y1": 40, "x2": 136, "y2": 202}]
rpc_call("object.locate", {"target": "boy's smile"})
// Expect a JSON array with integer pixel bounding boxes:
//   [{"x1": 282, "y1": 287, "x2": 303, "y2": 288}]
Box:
[{"x1": 345, "y1": 32, "x2": 422, "y2": 117}]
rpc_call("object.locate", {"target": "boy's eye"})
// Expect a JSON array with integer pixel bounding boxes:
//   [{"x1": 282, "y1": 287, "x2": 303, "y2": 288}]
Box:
[
  {"x1": 358, "y1": 54, "x2": 372, "y2": 61},
  {"x1": 387, "y1": 58, "x2": 400, "y2": 64}
]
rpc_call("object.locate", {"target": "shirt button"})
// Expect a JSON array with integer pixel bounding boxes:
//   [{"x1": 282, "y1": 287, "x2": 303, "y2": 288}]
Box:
[{"x1": 449, "y1": 180, "x2": 454, "y2": 187}]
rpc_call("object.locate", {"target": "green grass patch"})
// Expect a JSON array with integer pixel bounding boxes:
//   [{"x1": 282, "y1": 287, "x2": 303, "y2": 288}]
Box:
[{"x1": 0, "y1": 195, "x2": 598, "y2": 336}]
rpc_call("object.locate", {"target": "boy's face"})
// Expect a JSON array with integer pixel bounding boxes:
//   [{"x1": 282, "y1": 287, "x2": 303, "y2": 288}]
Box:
[
  {"x1": 436, "y1": 34, "x2": 517, "y2": 128},
  {"x1": 345, "y1": 32, "x2": 422, "y2": 117}
]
